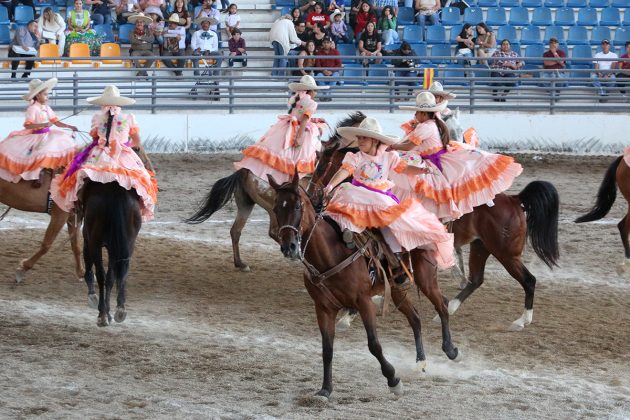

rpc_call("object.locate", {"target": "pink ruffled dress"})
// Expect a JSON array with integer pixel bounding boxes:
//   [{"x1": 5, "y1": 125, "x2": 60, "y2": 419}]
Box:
[
  {"x1": 51, "y1": 107, "x2": 158, "y2": 221},
  {"x1": 325, "y1": 147, "x2": 454, "y2": 269},
  {"x1": 0, "y1": 102, "x2": 78, "y2": 183},
  {"x1": 234, "y1": 92, "x2": 326, "y2": 184}
]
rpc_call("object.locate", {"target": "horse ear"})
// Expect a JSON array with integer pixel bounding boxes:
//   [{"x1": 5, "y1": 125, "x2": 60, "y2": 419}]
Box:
[
  {"x1": 268, "y1": 174, "x2": 281, "y2": 190},
  {"x1": 291, "y1": 171, "x2": 300, "y2": 189}
]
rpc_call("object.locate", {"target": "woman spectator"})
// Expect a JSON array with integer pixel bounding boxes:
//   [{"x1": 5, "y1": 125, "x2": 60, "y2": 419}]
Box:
[
  {"x1": 228, "y1": 28, "x2": 247, "y2": 67},
  {"x1": 168, "y1": 0, "x2": 190, "y2": 44},
  {"x1": 475, "y1": 22, "x2": 496, "y2": 66},
  {"x1": 290, "y1": 7, "x2": 304, "y2": 25},
  {"x1": 147, "y1": 8, "x2": 165, "y2": 54},
  {"x1": 224, "y1": 3, "x2": 240, "y2": 38},
  {"x1": 305, "y1": 2, "x2": 330, "y2": 31},
  {"x1": 90, "y1": 0, "x2": 115, "y2": 25},
  {"x1": 140, "y1": 0, "x2": 166, "y2": 15},
  {"x1": 354, "y1": 1, "x2": 376, "y2": 38},
  {"x1": 38, "y1": 7, "x2": 66, "y2": 56},
  {"x1": 455, "y1": 23, "x2": 475, "y2": 66},
  {"x1": 9, "y1": 20, "x2": 39, "y2": 79},
  {"x1": 414, "y1": 0, "x2": 440, "y2": 37},
  {"x1": 296, "y1": 39, "x2": 317, "y2": 76},
  {"x1": 490, "y1": 39, "x2": 523, "y2": 101},
  {"x1": 358, "y1": 21, "x2": 381, "y2": 65},
  {"x1": 311, "y1": 22, "x2": 326, "y2": 49},
  {"x1": 377, "y1": 5, "x2": 398, "y2": 46},
  {"x1": 65, "y1": 0, "x2": 101, "y2": 56}
]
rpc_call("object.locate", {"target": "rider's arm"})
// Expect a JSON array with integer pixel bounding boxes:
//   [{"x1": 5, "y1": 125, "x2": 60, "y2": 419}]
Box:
[
  {"x1": 324, "y1": 168, "x2": 351, "y2": 194},
  {"x1": 389, "y1": 139, "x2": 416, "y2": 151},
  {"x1": 130, "y1": 131, "x2": 155, "y2": 173},
  {"x1": 53, "y1": 120, "x2": 78, "y2": 131}
]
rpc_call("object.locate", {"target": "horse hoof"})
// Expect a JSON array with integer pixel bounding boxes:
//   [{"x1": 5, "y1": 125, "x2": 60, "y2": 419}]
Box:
[
  {"x1": 453, "y1": 349, "x2": 463, "y2": 363},
  {"x1": 97, "y1": 317, "x2": 108, "y2": 327},
  {"x1": 508, "y1": 321, "x2": 525, "y2": 332},
  {"x1": 114, "y1": 307, "x2": 127, "y2": 323},
  {"x1": 415, "y1": 360, "x2": 427, "y2": 373},
  {"x1": 237, "y1": 265, "x2": 251, "y2": 272},
  {"x1": 15, "y1": 269, "x2": 25, "y2": 284},
  {"x1": 389, "y1": 379, "x2": 404, "y2": 396},
  {"x1": 314, "y1": 389, "x2": 331, "y2": 401},
  {"x1": 87, "y1": 294, "x2": 98, "y2": 309}
]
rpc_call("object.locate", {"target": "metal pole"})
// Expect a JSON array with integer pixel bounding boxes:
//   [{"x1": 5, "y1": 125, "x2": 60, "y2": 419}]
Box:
[
  {"x1": 470, "y1": 79, "x2": 475, "y2": 115},
  {"x1": 72, "y1": 72, "x2": 78, "y2": 115},
  {"x1": 229, "y1": 75, "x2": 234, "y2": 114},
  {"x1": 151, "y1": 70, "x2": 157, "y2": 115}
]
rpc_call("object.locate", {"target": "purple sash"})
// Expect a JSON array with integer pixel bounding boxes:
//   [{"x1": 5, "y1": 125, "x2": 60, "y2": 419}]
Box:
[
  {"x1": 421, "y1": 148, "x2": 447, "y2": 172},
  {"x1": 351, "y1": 179, "x2": 400, "y2": 204},
  {"x1": 64, "y1": 139, "x2": 98, "y2": 180},
  {"x1": 32, "y1": 127, "x2": 50, "y2": 134}
]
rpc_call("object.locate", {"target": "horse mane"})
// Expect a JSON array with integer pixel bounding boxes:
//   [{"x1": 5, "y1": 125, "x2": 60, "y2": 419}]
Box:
[{"x1": 322, "y1": 111, "x2": 367, "y2": 154}]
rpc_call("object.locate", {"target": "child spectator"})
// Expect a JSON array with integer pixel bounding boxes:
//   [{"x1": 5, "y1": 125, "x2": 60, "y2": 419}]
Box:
[
  {"x1": 147, "y1": 9, "x2": 165, "y2": 54},
  {"x1": 354, "y1": 1, "x2": 377, "y2": 38},
  {"x1": 376, "y1": 5, "x2": 398, "y2": 46},
  {"x1": 224, "y1": 3, "x2": 240, "y2": 38},
  {"x1": 306, "y1": 2, "x2": 330, "y2": 31},
  {"x1": 358, "y1": 21, "x2": 382, "y2": 65},
  {"x1": 228, "y1": 28, "x2": 247, "y2": 67},
  {"x1": 329, "y1": 9, "x2": 350, "y2": 44}
]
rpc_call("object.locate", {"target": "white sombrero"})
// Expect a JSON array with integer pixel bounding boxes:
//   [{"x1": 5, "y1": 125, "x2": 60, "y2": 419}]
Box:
[
  {"x1": 330, "y1": 9, "x2": 345, "y2": 19},
  {"x1": 288, "y1": 75, "x2": 329, "y2": 92},
  {"x1": 23, "y1": 78, "x2": 57, "y2": 101},
  {"x1": 167, "y1": 13, "x2": 182, "y2": 24},
  {"x1": 87, "y1": 85, "x2": 136, "y2": 107},
  {"x1": 399, "y1": 92, "x2": 447, "y2": 113},
  {"x1": 127, "y1": 12, "x2": 153, "y2": 24},
  {"x1": 195, "y1": 15, "x2": 219, "y2": 25},
  {"x1": 337, "y1": 117, "x2": 400, "y2": 147},
  {"x1": 144, "y1": 6, "x2": 163, "y2": 18},
  {"x1": 415, "y1": 81, "x2": 456, "y2": 100}
]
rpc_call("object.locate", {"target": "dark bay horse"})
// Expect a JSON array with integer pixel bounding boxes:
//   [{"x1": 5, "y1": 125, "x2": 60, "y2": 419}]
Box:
[
  {"x1": 82, "y1": 181, "x2": 142, "y2": 327},
  {"x1": 313, "y1": 138, "x2": 560, "y2": 331},
  {"x1": 0, "y1": 175, "x2": 83, "y2": 283},
  {"x1": 269, "y1": 173, "x2": 461, "y2": 398},
  {"x1": 575, "y1": 156, "x2": 630, "y2": 274}
]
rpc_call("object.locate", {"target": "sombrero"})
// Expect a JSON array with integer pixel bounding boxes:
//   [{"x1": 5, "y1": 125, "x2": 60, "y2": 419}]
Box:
[
  {"x1": 23, "y1": 78, "x2": 57, "y2": 101},
  {"x1": 195, "y1": 15, "x2": 219, "y2": 25},
  {"x1": 337, "y1": 117, "x2": 400, "y2": 147},
  {"x1": 87, "y1": 85, "x2": 136, "y2": 107},
  {"x1": 330, "y1": 9, "x2": 345, "y2": 19},
  {"x1": 288, "y1": 74, "x2": 329, "y2": 92},
  {"x1": 416, "y1": 81, "x2": 456, "y2": 100},
  {"x1": 127, "y1": 12, "x2": 153, "y2": 24},
  {"x1": 167, "y1": 13, "x2": 181, "y2": 24},
  {"x1": 399, "y1": 92, "x2": 447, "y2": 112}
]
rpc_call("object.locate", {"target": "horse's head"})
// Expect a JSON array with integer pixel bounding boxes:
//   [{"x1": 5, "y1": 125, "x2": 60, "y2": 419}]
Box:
[
  {"x1": 268, "y1": 172, "x2": 305, "y2": 261},
  {"x1": 444, "y1": 107, "x2": 464, "y2": 143}
]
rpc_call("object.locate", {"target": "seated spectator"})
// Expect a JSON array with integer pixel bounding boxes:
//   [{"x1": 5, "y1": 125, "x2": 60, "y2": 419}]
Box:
[
  {"x1": 354, "y1": 1, "x2": 377, "y2": 39},
  {"x1": 592, "y1": 39, "x2": 618, "y2": 98},
  {"x1": 475, "y1": 23, "x2": 496, "y2": 66},
  {"x1": 490, "y1": 39, "x2": 523, "y2": 101},
  {"x1": 291, "y1": 7, "x2": 304, "y2": 25},
  {"x1": 414, "y1": 0, "x2": 440, "y2": 37},
  {"x1": 140, "y1": 0, "x2": 166, "y2": 15},
  {"x1": 542, "y1": 37, "x2": 567, "y2": 89},
  {"x1": 326, "y1": 0, "x2": 345, "y2": 12},
  {"x1": 191, "y1": 16, "x2": 221, "y2": 76},
  {"x1": 297, "y1": 39, "x2": 317, "y2": 76},
  {"x1": 38, "y1": 7, "x2": 66, "y2": 56},
  {"x1": 306, "y1": 2, "x2": 330, "y2": 31},
  {"x1": 617, "y1": 41, "x2": 630, "y2": 96},
  {"x1": 299, "y1": 0, "x2": 317, "y2": 14},
  {"x1": 372, "y1": 0, "x2": 397, "y2": 15},
  {"x1": 114, "y1": 0, "x2": 142, "y2": 24},
  {"x1": 194, "y1": 0, "x2": 220, "y2": 32},
  {"x1": 128, "y1": 12, "x2": 155, "y2": 77},
  {"x1": 218, "y1": 0, "x2": 228, "y2": 13},
  {"x1": 269, "y1": 14, "x2": 304, "y2": 77},
  {"x1": 224, "y1": 3, "x2": 240, "y2": 38},
  {"x1": 228, "y1": 28, "x2": 247, "y2": 67},
  {"x1": 65, "y1": 0, "x2": 101, "y2": 56},
  {"x1": 329, "y1": 9, "x2": 350, "y2": 44},
  {"x1": 315, "y1": 36, "x2": 341, "y2": 101},
  {"x1": 161, "y1": 13, "x2": 186, "y2": 76},
  {"x1": 147, "y1": 8, "x2": 165, "y2": 54},
  {"x1": 387, "y1": 40, "x2": 418, "y2": 97},
  {"x1": 455, "y1": 23, "x2": 475, "y2": 66},
  {"x1": 311, "y1": 22, "x2": 327, "y2": 49},
  {"x1": 9, "y1": 19, "x2": 39, "y2": 79},
  {"x1": 91, "y1": 0, "x2": 116, "y2": 25},
  {"x1": 349, "y1": 0, "x2": 362, "y2": 29},
  {"x1": 169, "y1": 0, "x2": 191, "y2": 33},
  {"x1": 9, "y1": 0, "x2": 36, "y2": 23},
  {"x1": 294, "y1": 21, "x2": 311, "y2": 48},
  {"x1": 376, "y1": 5, "x2": 398, "y2": 46},
  {"x1": 358, "y1": 21, "x2": 382, "y2": 65}
]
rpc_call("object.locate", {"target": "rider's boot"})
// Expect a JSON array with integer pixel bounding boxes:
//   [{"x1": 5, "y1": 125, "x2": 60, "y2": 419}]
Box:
[{"x1": 392, "y1": 253, "x2": 412, "y2": 291}]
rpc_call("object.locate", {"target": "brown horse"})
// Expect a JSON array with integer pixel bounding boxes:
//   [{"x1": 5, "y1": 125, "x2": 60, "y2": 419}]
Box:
[
  {"x1": 575, "y1": 156, "x2": 630, "y2": 274},
  {"x1": 0, "y1": 174, "x2": 83, "y2": 283},
  {"x1": 269, "y1": 173, "x2": 461, "y2": 398},
  {"x1": 313, "y1": 136, "x2": 560, "y2": 331}
]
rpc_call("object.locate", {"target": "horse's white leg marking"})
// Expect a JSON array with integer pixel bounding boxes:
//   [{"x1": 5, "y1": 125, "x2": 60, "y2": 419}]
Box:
[
  {"x1": 448, "y1": 299, "x2": 461, "y2": 315},
  {"x1": 509, "y1": 309, "x2": 534, "y2": 331},
  {"x1": 335, "y1": 309, "x2": 357, "y2": 332},
  {"x1": 616, "y1": 258, "x2": 630, "y2": 276}
]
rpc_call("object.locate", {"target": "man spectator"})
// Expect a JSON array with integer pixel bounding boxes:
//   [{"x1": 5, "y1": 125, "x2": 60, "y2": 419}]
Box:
[
  {"x1": 414, "y1": 0, "x2": 440, "y2": 38},
  {"x1": 9, "y1": 19, "x2": 39, "y2": 79},
  {"x1": 371, "y1": 0, "x2": 397, "y2": 15},
  {"x1": 228, "y1": 28, "x2": 247, "y2": 67},
  {"x1": 542, "y1": 37, "x2": 567, "y2": 93},
  {"x1": 592, "y1": 39, "x2": 618, "y2": 98},
  {"x1": 616, "y1": 41, "x2": 630, "y2": 97},
  {"x1": 191, "y1": 16, "x2": 221, "y2": 76},
  {"x1": 387, "y1": 41, "x2": 418, "y2": 98},
  {"x1": 314, "y1": 36, "x2": 341, "y2": 101},
  {"x1": 269, "y1": 14, "x2": 305, "y2": 76},
  {"x1": 490, "y1": 39, "x2": 523, "y2": 101},
  {"x1": 128, "y1": 12, "x2": 155, "y2": 77},
  {"x1": 114, "y1": 0, "x2": 141, "y2": 24},
  {"x1": 161, "y1": 13, "x2": 186, "y2": 76},
  {"x1": 294, "y1": 21, "x2": 312, "y2": 48},
  {"x1": 194, "y1": 0, "x2": 220, "y2": 32}
]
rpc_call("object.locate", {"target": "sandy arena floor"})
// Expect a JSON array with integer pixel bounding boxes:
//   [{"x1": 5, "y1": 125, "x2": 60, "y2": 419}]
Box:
[{"x1": 1, "y1": 153, "x2": 629, "y2": 419}]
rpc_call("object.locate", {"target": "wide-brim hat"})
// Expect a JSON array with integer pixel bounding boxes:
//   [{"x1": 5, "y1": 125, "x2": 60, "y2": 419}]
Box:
[
  {"x1": 400, "y1": 92, "x2": 447, "y2": 112},
  {"x1": 144, "y1": 6, "x2": 163, "y2": 18},
  {"x1": 416, "y1": 81, "x2": 456, "y2": 99},
  {"x1": 330, "y1": 9, "x2": 345, "y2": 19},
  {"x1": 87, "y1": 85, "x2": 136, "y2": 106},
  {"x1": 167, "y1": 13, "x2": 181, "y2": 24},
  {"x1": 337, "y1": 117, "x2": 400, "y2": 147},
  {"x1": 288, "y1": 74, "x2": 329, "y2": 92},
  {"x1": 195, "y1": 15, "x2": 218, "y2": 25},
  {"x1": 22, "y1": 78, "x2": 57, "y2": 101},
  {"x1": 127, "y1": 12, "x2": 153, "y2": 24}
]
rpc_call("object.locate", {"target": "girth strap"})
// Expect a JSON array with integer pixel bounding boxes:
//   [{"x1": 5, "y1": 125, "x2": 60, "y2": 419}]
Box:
[{"x1": 306, "y1": 238, "x2": 372, "y2": 284}]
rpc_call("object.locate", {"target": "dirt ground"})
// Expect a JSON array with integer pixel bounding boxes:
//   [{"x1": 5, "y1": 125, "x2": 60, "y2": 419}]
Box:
[{"x1": 1, "y1": 153, "x2": 629, "y2": 419}]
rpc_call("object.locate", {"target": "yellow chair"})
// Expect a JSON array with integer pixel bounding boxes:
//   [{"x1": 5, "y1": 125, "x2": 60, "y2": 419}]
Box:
[
  {"x1": 69, "y1": 43, "x2": 92, "y2": 65},
  {"x1": 39, "y1": 44, "x2": 61, "y2": 65},
  {"x1": 100, "y1": 43, "x2": 122, "y2": 65}
]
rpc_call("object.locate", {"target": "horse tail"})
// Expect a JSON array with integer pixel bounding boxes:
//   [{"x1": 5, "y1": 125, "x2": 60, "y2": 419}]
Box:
[
  {"x1": 108, "y1": 184, "x2": 139, "y2": 266},
  {"x1": 184, "y1": 169, "x2": 243, "y2": 224},
  {"x1": 574, "y1": 156, "x2": 622, "y2": 224},
  {"x1": 517, "y1": 180, "x2": 560, "y2": 268}
]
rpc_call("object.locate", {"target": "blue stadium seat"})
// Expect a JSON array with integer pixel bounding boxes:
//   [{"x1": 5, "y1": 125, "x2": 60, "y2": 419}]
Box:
[
  {"x1": 342, "y1": 64, "x2": 366, "y2": 86},
  {"x1": 545, "y1": 26, "x2": 566, "y2": 43},
  {"x1": 275, "y1": 0, "x2": 293, "y2": 6},
  {"x1": 498, "y1": 24, "x2": 518, "y2": 43},
  {"x1": 567, "y1": 26, "x2": 589, "y2": 43},
  {"x1": 613, "y1": 27, "x2": 630, "y2": 46},
  {"x1": 531, "y1": 7, "x2": 553, "y2": 25},
  {"x1": 397, "y1": 7, "x2": 415, "y2": 25},
  {"x1": 0, "y1": 24, "x2": 10, "y2": 44},
  {"x1": 14, "y1": 5, "x2": 34, "y2": 25},
  {"x1": 590, "y1": 26, "x2": 611, "y2": 44},
  {"x1": 544, "y1": 0, "x2": 564, "y2": 6},
  {"x1": 624, "y1": 13, "x2": 630, "y2": 26},
  {"x1": 463, "y1": 7, "x2": 484, "y2": 25},
  {"x1": 383, "y1": 42, "x2": 402, "y2": 52},
  {"x1": 509, "y1": 7, "x2": 530, "y2": 25},
  {"x1": 520, "y1": 25, "x2": 543, "y2": 44},
  {"x1": 65, "y1": 5, "x2": 74, "y2": 17},
  {"x1": 588, "y1": 0, "x2": 609, "y2": 7},
  {"x1": 571, "y1": 44, "x2": 593, "y2": 61},
  {"x1": 554, "y1": 7, "x2": 576, "y2": 25},
  {"x1": 450, "y1": 24, "x2": 464, "y2": 42},
  {"x1": 337, "y1": 43, "x2": 357, "y2": 64},
  {"x1": 94, "y1": 24, "x2": 115, "y2": 43},
  {"x1": 599, "y1": 7, "x2": 621, "y2": 26},
  {"x1": 524, "y1": 43, "x2": 546, "y2": 65},
  {"x1": 367, "y1": 63, "x2": 390, "y2": 85},
  {"x1": 487, "y1": 7, "x2": 508, "y2": 26},
  {"x1": 426, "y1": 25, "x2": 447, "y2": 43},
  {"x1": 576, "y1": 7, "x2": 598, "y2": 25},
  {"x1": 280, "y1": 6, "x2": 291, "y2": 16},
  {"x1": 478, "y1": 0, "x2": 498, "y2": 5},
  {"x1": 0, "y1": 7, "x2": 9, "y2": 24},
  {"x1": 566, "y1": 0, "x2": 587, "y2": 6},
  {"x1": 442, "y1": 65, "x2": 469, "y2": 86},
  {"x1": 408, "y1": 42, "x2": 427, "y2": 61},
  {"x1": 441, "y1": 7, "x2": 462, "y2": 26},
  {"x1": 500, "y1": 0, "x2": 521, "y2": 6},
  {"x1": 34, "y1": 0, "x2": 53, "y2": 6},
  {"x1": 54, "y1": 0, "x2": 65, "y2": 5},
  {"x1": 403, "y1": 25, "x2": 423, "y2": 42},
  {"x1": 117, "y1": 23, "x2": 134, "y2": 43},
  {"x1": 521, "y1": 0, "x2": 542, "y2": 6},
  {"x1": 611, "y1": 0, "x2": 626, "y2": 6},
  {"x1": 430, "y1": 44, "x2": 453, "y2": 64}
]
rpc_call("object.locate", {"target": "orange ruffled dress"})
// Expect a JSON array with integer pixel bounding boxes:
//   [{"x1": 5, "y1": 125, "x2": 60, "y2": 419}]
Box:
[
  {"x1": 0, "y1": 102, "x2": 78, "y2": 183},
  {"x1": 51, "y1": 107, "x2": 158, "y2": 221},
  {"x1": 391, "y1": 119, "x2": 523, "y2": 220},
  {"x1": 325, "y1": 148, "x2": 454, "y2": 269},
  {"x1": 234, "y1": 92, "x2": 325, "y2": 184}
]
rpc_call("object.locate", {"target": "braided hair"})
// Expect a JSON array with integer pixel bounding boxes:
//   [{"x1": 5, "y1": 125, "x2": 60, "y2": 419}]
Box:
[
  {"x1": 428, "y1": 112, "x2": 450, "y2": 149},
  {"x1": 287, "y1": 92, "x2": 300, "y2": 114},
  {"x1": 104, "y1": 110, "x2": 115, "y2": 148}
]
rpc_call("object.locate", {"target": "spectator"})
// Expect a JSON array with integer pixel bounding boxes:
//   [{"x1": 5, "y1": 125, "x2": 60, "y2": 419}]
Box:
[
  {"x1": 194, "y1": 0, "x2": 220, "y2": 32},
  {"x1": 349, "y1": 0, "x2": 362, "y2": 29},
  {"x1": 228, "y1": 28, "x2": 247, "y2": 67},
  {"x1": 455, "y1": 23, "x2": 475, "y2": 66},
  {"x1": 290, "y1": 7, "x2": 303, "y2": 25},
  {"x1": 294, "y1": 21, "x2": 311, "y2": 47},
  {"x1": 38, "y1": 7, "x2": 66, "y2": 56},
  {"x1": 358, "y1": 21, "x2": 382, "y2": 65},
  {"x1": 475, "y1": 22, "x2": 496, "y2": 66},
  {"x1": 592, "y1": 39, "x2": 618, "y2": 98},
  {"x1": 147, "y1": 8, "x2": 165, "y2": 54},
  {"x1": 161, "y1": 13, "x2": 186, "y2": 76},
  {"x1": 218, "y1": 0, "x2": 228, "y2": 13},
  {"x1": 169, "y1": 0, "x2": 191, "y2": 33},
  {"x1": 490, "y1": 39, "x2": 523, "y2": 101},
  {"x1": 91, "y1": 0, "x2": 115, "y2": 25},
  {"x1": 330, "y1": 9, "x2": 350, "y2": 44},
  {"x1": 144, "y1": 5, "x2": 164, "y2": 20},
  {"x1": 315, "y1": 36, "x2": 341, "y2": 101},
  {"x1": 414, "y1": 0, "x2": 440, "y2": 38},
  {"x1": 140, "y1": 0, "x2": 166, "y2": 14},
  {"x1": 388, "y1": 41, "x2": 418, "y2": 98},
  {"x1": 65, "y1": 0, "x2": 101, "y2": 56},
  {"x1": 326, "y1": 0, "x2": 345, "y2": 12},
  {"x1": 371, "y1": 0, "x2": 397, "y2": 15},
  {"x1": 114, "y1": 0, "x2": 142, "y2": 24},
  {"x1": 224, "y1": 3, "x2": 240, "y2": 38},
  {"x1": 269, "y1": 14, "x2": 304, "y2": 76},
  {"x1": 297, "y1": 39, "x2": 316, "y2": 76},
  {"x1": 191, "y1": 16, "x2": 220, "y2": 75},
  {"x1": 376, "y1": 5, "x2": 398, "y2": 46},
  {"x1": 617, "y1": 41, "x2": 630, "y2": 96},
  {"x1": 128, "y1": 12, "x2": 155, "y2": 77},
  {"x1": 354, "y1": 1, "x2": 377, "y2": 38},
  {"x1": 306, "y1": 2, "x2": 330, "y2": 31},
  {"x1": 311, "y1": 22, "x2": 327, "y2": 49},
  {"x1": 298, "y1": 0, "x2": 318, "y2": 14},
  {"x1": 542, "y1": 37, "x2": 567, "y2": 90},
  {"x1": 9, "y1": 0, "x2": 36, "y2": 23},
  {"x1": 9, "y1": 19, "x2": 39, "y2": 79}
]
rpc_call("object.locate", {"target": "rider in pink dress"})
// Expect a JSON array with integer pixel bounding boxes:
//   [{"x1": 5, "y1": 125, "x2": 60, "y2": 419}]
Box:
[
  {"x1": 51, "y1": 86, "x2": 158, "y2": 221},
  {"x1": 0, "y1": 78, "x2": 78, "y2": 186},
  {"x1": 234, "y1": 75, "x2": 328, "y2": 184}
]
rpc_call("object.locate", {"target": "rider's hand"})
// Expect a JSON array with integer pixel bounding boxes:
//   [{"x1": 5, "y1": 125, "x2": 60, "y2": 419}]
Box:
[{"x1": 70, "y1": 125, "x2": 78, "y2": 132}]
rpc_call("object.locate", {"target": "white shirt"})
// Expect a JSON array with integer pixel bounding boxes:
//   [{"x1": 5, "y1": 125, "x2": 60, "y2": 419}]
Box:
[
  {"x1": 269, "y1": 17, "x2": 302, "y2": 55},
  {"x1": 594, "y1": 51, "x2": 618, "y2": 71},
  {"x1": 196, "y1": 7, "x2": 220, "y2": 31},
  {"x1": 38, "y1": 13, "x2": 66, "y2": 36},
  {"x1": 164, "y1": 25, "x2": 186, "y2": 49},
  {"x1": 191, "y1": 28, "x2": 218, "y2": 52},
  {"x1": 224, "y1": 13, "x2": 240, "y2": 28}
]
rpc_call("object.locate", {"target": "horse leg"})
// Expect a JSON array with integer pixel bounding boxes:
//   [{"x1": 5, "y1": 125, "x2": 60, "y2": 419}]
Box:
[
  {"x1": 391, "y1": 287, "x2": 426, "y2": 372},
  {"x1": 453, "y1": 246, "x2": 469, "y2": 290},
  {"x1": 104, "y1": 254, "x2": 117, "y2": 325},
  {"x1": 67, "y1": 212, "x2": 85, "y2": 281},
  {"x1": 113, "y1": 258, "x2": 130, "y2": 323},
  {"x1": 616, "y1": 215, "x2": 630, "y2": 275},
  {"x1": 83, "y1": 241, "x2": 98, "y2": 310},
  {"x1": 314, "y1": 305, "x2": 336, "y2": 399},
  {"x1": 94, "y1": 250, "x2": 108, "y2": 327},
  {"x1": 495, "y1": 255, "x2": 536, "y2": 332},
  {"x1": 16, "y1": 206, "x2": 69, "y2": 283},
  {"x1": 230, "y1": 190, "x2": 255, "y2": 272}
]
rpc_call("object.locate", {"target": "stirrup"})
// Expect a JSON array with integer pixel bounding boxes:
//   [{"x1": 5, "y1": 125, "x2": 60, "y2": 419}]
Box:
[{"x1": 342, "y1": 229, "x2": 356, "y2": 249}]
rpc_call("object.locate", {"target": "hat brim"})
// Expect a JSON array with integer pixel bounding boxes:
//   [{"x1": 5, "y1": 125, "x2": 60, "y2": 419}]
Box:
[
  {"x1": 414, "y1": 89, "x2": 456, "y2": 100},
  {"x1": 87, "y1": 96, "x2": 136, "y2": 106},
  {"x1": 288, "y1": 82, "x2": 329, "y2": 92},
  {"x1": 399, "y1": 101, "x2": 447, "y2": 113},
  {"x1": 23, "y1": 78, "x2": 58, "y2": 101},
  {"x1": 337, "y1": 126, "x2": 400, "y2": 146},
  {"x1": 330, "y1": 11, "x2": 345, "y2": 19},
  {"x1": 195, "y1": 17, "x2": 218, "y2": 25},
  {"x1": 128, "y1": 15, "x2": 153, "y2": 24}
]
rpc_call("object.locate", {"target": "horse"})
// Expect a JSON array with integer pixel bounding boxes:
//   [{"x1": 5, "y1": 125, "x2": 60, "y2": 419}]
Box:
[
  {"x1": 575, "y1": 156, "x2": 630, "y2": 274},
  {"x1": 313, "y1": 133, "x2": 560, "y2": 331},
  {"x1": 184, "y1": 112, "x2": 367, "y2": 272},
  {"x1": 268, "y1": 172, "x2": 461, "y2": 399},
  {"x1": 0, "y1": 174, "x2": 83, "y2": 283},
  {"x1": 82, "y1": 181, "x2": 142, "y2": 327},
  {"x1": 442, "y1": 108, "x2": 464, "y2": 143}
]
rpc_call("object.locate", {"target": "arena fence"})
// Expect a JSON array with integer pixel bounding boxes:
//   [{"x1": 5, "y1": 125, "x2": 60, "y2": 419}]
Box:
[{"x1": 0, "y1": 55, "x2": 627, "y2": 115}]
